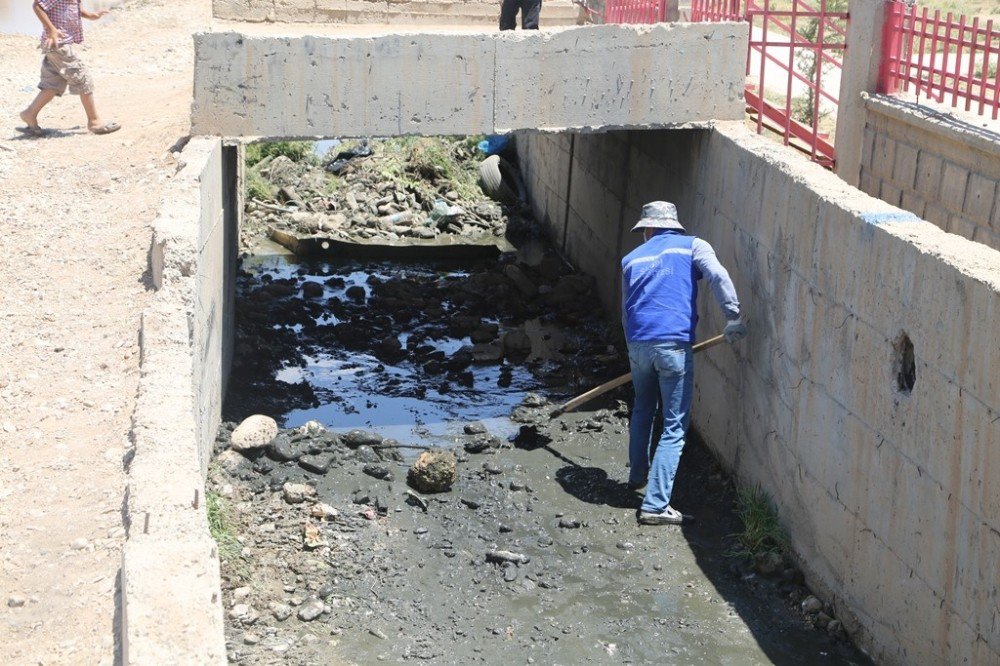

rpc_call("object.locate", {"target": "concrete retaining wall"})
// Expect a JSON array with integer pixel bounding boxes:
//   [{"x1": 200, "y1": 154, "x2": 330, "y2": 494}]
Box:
[
  {"x1": 859, "y1": 94, "x2": 1000, "y2": 252},
  {"x1": 191, "y1": 23, "x2": 747, "y2": 139},
  {"x1": 212, "y1": 0, "x2": 582, "y2": 26},
  {"x1": 122, "y1": 137, "x2": 231, "y2": 664},
  {"x1": 519, "y1": 125, "x2": 1000, "y2": 665}
]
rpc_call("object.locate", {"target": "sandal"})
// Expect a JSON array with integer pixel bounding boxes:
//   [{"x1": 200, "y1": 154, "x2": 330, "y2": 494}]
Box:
[{"x1": 90, "y1": 121, "x2": 121, "y2": 135}]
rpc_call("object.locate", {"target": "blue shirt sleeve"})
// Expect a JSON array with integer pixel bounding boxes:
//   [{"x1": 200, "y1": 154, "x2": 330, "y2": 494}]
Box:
[{"x1": 691, "y1": 238, "x2": 741, "y2": 320}]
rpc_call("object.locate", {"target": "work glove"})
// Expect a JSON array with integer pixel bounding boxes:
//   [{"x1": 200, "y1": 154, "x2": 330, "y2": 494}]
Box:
[{"x1": 724, "y1": 317, "x2": 747, "y2": 343}]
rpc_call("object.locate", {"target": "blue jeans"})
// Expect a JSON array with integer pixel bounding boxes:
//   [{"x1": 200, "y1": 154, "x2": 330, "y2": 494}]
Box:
[{"x1": 627, "y1": 340, "x2": 693, "y2": 514}]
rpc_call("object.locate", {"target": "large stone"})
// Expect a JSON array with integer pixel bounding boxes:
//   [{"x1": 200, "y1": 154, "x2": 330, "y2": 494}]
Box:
[
  {"x1": 407, "y1": 450, "x2": 457, "y2": 493},
  {"x1": 230, "y1": 415, "x2": 278, "y2": 451}
]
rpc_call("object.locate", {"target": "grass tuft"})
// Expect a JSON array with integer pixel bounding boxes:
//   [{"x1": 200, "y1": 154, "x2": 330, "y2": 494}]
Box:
[
  {"x1": 207, "y1": 490, "x2": 243, "y2": 565},
  {"x1": 729, "y1": 484, "x2": 790, "y2": 560}
]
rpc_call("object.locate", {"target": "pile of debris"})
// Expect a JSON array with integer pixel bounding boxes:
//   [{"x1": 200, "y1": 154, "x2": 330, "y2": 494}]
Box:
[{"x1": 242, "y1": 137, "x2": 524, "y2": 250}]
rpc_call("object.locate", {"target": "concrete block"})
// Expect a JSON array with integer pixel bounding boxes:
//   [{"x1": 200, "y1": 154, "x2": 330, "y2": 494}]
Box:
[
  {"x1": 963, "y1": 172, "x2": 996, "y2": 223},
  {"x1": 922, "y1": 203, "x2": 949, "y2": 229},
  {"x1": 940, "y1": 162, "x2": 970, "y2": 214},
  {"x1": 972, "y1": 223, "x2": 1000, "y2": 251},
  {"x1": 858, "y1": 167, "x2": 880, "y2": 198},
  {"x1": 861, "y1": 126, "x2": 876, "y2": 169},
  {"x1": 891, "y1": 141, "x2": 919, "y2": 189},
  {"x1": 900, "y1": 191, "x2": 926, "y2": 219},
  {"x1": 494, "y1": 23, "x2": 746, "y2": 132},
  {"x1": 871, "y1": 133, "x2": 896, "y2": 180},
  {"x1": 949, "y1": 214, "x2": 978, "y2": 240},
  {"x1": 879, "y1": 181, "x2": 903, "y2": 207},
  {"x1": 914, "y1": 151, "x2": 943, "y2": 201}
]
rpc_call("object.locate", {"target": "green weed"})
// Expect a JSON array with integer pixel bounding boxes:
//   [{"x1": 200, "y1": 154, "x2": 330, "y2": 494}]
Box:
[
  {"x1": 729, "y1": 484, "x2": 790, "y2": 560},
  {"x1": 246, "y1": 141, "x2": 315, "y2": 167},
  {"x1": 206, "y1": 490, "x2": 243, "y2": 565}
]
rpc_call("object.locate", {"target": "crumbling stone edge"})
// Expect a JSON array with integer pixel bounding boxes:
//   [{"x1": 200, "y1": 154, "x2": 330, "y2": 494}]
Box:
[{"x1": 120, "y1": 137, "x2": 227, "y2": 665}]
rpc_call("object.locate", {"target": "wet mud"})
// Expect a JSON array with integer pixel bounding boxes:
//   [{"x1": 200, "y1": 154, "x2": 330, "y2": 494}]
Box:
[{"x1": 212, "y1": 248, "x2": 873, "y2": 665}]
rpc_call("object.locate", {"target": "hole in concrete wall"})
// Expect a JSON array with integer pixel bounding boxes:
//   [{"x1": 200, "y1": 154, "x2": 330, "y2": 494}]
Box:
[{"x1": 894, "y1": 332, "x2": 916, "y2": 393}]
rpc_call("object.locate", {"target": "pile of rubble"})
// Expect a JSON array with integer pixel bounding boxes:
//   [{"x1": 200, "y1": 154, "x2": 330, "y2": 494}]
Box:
[{"x1": 242, "y1": 138, "x2": 521, "y2": 250}]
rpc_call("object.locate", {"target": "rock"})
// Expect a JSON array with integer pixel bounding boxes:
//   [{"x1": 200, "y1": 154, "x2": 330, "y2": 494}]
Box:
[
  {"x1": 471, "y1": 342, "x2": 504, "y2": 363},
  {"x1": 801, "y1": 595, "x2": 823, "y2": 614},
  {"x1": 463, "y1": 422, "x2": 487, "y2": 435},
  {"x1": 232, "y1": 586, "x2": 252, "y2": 602},
  {"x1": 482, "y1": 461, "x2": 502, "y2": 475},
  {"x1": 343, "y1": 429, "x2": 382, "y2": 447},
  {"x1": 558, "y1": 518, "x2": 581, "y2": 529},
  {"x1": 754, "y1": 551, "x2": 784, "y2": 576},
  {"x1": 486, "y1": 550, "x2": 530, "y2": 565},
  {"x1": 502, "y1": 329, "x2": 532, "y2": 356},
  {"x1": 267, "y1": 434, "x2": 308, "y2": 462},
  {"x1": 301, "y1": 281, "x2": 324, "y2": 298},
  {"x1": 297, "y1": 420, "x2": 326, "y2": 435},
  {"x1": 303, "y1": 520, "x2": 327, "y2": 549},
  {"x1": 814, "y1": 612, "x2": 832, "y2": 629},
  {"x1": 464, "y1": 435, "x2": 500, "y2": 454},
  {"x1": 345, "y1": 285, "x2": 366, "y2": 303},
  {"x1": 243, "y1": 633, "x2": 260, "y2": 645},
  {"x1": 70, "y1": 537, "x2": 90, "y2": 550},
  {"x1": 309, "y1": 503, "x2": 339, "y2": 520},
  {"x1": 282, "y1": 482, "x2": 316, "y2": 504},
  {"x1": 230, "y1": 415, "x2": 278, "y2": 452},
  {"x1": 229, "y1": 604, "x2": 260, "y2": 625},
  {"x1": 355, "y1": 445, "x2": 381, "y2": 463},
  {"x1": 521, "y1": 393, "x2": 547, "y2": 408},
  {"x1": 363, "y1": 464, "x2": 392, "y2": 480},
  {"x1": 504, "y1": 264, "x2": 539, "y2": 297},
  {"x1": 214, "y1": 449, "x2": 250, "y2": 474},
  {"x1": 299, "y1": 453, "x2": 334, "y2": 475},
  {"x1": 269, "y1": 602, "x2": 292, "y2": 621},
  {"x1": 297, "y1": 596, "x2": 325, "y2": 621},
  {"x1": 7, "y1": 594, "x2": 26, "y2": 608},
  {"x1": 407, "y1": 450, "x2": 457, "y2": 493},
  {"x1": 827, "y1": 619, "x2": 844, "y2": 636}
]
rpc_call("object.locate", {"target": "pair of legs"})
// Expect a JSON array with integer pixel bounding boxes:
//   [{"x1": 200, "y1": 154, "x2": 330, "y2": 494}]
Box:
[
  {"x1": 627, "y1": 340, "x2": 693, "y2": 515},
  {"x1": 499, "y1": 0, "x2": 541, "y2": 30},
  {"x1": 21, "y1": 89, "x2": 108, "y2": 132},
  {"x1": 20, "y1": 45, "x2": 117, "y2": 135}
]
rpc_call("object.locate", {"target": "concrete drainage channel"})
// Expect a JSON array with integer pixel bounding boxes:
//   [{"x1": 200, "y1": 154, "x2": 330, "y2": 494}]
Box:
[{"x1": 120, "y1": 133, "x2": 883, "y2": 664}]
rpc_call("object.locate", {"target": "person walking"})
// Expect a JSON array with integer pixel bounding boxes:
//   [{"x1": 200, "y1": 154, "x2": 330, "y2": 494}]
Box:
[
  {"x1": 17, "y1": 0, "x2": 121, "y2": 137},
  {"x1": 621, "y1": 201, "x2": 746, "y2": 525},
  {"x1": 499, "y1": 0, "x2": 541, "y2": 31}
]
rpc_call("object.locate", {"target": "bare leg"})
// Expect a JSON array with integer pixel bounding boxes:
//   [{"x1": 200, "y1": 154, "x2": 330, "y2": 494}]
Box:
[
  {"x1": 20, "y1": 89, "x2": 58, "y2": 128},
  {"x1": 80, "y1": 93, "x2": 100, "y2": 129}
]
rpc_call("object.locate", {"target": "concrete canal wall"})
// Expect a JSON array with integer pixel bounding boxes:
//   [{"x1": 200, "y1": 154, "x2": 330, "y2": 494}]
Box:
[{"x1": 519, "y1": 123, "x2": 1000, "y2": 665}]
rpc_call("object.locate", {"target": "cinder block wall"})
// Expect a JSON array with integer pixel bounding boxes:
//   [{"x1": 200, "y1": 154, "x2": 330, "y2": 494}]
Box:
[
  {"x1": 859, "y1": 94, "x2": 1000, "y2": 251},
  {"x1": 519, "y1": 125, "x2": 1000, "y2": 666}
]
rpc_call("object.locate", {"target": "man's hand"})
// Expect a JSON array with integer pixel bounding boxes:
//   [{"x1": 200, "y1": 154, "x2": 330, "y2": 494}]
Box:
[
  {"x1": 724, "y1": 317, "x2": 747, "y2": 343},
  {"x1": 44, "y1": 27, "x2": 67, "y2": 49},
  {"x1": 82, "y1": 9, "x2": 109, "y2": 20}
]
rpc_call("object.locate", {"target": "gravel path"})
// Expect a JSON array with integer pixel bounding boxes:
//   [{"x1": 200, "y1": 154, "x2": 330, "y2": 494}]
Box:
[{"x1": 0, "y1": 0, "x2": 205, "y2": 662}]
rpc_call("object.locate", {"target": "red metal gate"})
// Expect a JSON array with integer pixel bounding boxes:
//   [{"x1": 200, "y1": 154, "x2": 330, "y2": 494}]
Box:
[{"x1": 691, "y1": 0, "x2": 848, "y2": 169}]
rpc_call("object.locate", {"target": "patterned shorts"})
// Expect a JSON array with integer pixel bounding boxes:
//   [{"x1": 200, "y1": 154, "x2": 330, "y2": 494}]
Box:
[{"x1": 38, "y1": 45, "x2": 94, "y2": 96}]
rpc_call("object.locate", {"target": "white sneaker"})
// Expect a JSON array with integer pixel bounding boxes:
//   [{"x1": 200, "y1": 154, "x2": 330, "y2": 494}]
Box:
[{"x1": 638, "y1": 505, "x2": 687, "y2": 525}]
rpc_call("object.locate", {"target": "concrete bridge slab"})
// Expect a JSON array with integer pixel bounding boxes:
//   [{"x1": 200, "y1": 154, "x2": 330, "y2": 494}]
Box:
[{"x1": 191, "y1": 23, "x2": 747, "y2": 139}]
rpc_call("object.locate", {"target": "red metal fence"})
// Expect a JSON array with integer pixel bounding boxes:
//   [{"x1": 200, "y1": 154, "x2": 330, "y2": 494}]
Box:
[
  {"x1": 879, "y1": 1, "x2": 1000, "y2": 120},
  {"x1": 691, "y1": 0, "x2": 848, "y2": 169},
  {"x1": 603, "y1": 0, "x2": 668, "y2": 23}
]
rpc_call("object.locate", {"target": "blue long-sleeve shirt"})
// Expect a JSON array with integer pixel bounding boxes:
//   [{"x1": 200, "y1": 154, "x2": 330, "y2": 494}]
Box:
[{"x1": 621, "y1": 231, "x2": 740, "y2": 343}]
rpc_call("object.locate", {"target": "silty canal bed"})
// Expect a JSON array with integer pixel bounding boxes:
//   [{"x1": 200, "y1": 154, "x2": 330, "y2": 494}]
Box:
[{"x1": 211, "y1": 249, "x2": 873, "y2": 665}]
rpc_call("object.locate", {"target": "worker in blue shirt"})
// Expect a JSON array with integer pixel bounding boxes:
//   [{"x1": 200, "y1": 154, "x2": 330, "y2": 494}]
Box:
[{"x1": 621, "y1": 201, "x2": 746, "y2": 525}]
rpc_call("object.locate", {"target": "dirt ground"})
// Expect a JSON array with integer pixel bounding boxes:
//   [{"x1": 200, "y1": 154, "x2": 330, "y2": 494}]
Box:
[{"x1": 0, "y1": 0, "x2": 207, "y2": 662}]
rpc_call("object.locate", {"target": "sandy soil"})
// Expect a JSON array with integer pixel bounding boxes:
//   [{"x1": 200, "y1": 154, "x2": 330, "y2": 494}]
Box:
[{"x1": 0, "y1": 0, "x2": 207, "y2": 662}]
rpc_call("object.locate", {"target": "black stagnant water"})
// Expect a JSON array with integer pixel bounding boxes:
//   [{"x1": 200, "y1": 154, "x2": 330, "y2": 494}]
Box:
[{"x1": 217, "y1": 248, "x2": 873, "y2": 666}]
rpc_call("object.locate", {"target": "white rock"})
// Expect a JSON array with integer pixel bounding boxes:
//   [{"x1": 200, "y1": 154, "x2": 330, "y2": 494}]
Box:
[
  {"x1": 232, "y1": 586, "x2": 252, "y2": 602},
  {"x1": 282, "y1": 483, "x2": 316, "y2": 504},
  {"x1": 297, "y1": 420, "x2": 326, "y2": 436},
  {"x1": 70, "y1": 538, "x2": 90, "y2": 551},
  {"x1": 230, "y1": 415, "x2": 278, "y2": 451},
  {"x1": 215, "y1": 449, "x2": 247, "y2": 474}
]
